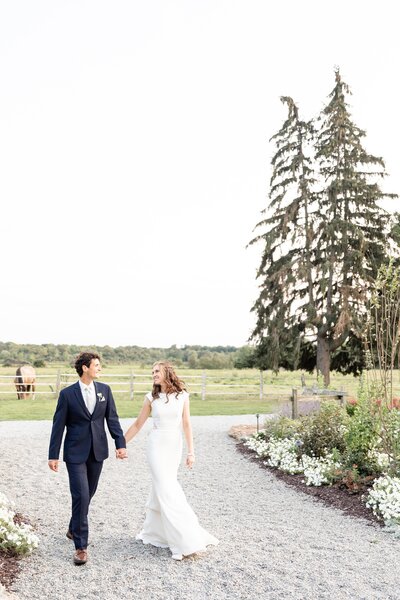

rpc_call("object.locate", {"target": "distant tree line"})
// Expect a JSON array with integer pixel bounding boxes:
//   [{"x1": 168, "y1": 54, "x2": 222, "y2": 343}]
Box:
[{"x1": 0, "y1": 341, "x2": 257, "y2": 370}]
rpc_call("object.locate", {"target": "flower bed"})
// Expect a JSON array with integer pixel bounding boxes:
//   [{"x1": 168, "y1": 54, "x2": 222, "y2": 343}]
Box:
[
  {"x1": 239, "y1": 404, "x2": 400, "y2": 529},
  {"x1": 0, "y1": 492, "x2": 39, "y2": 555},
  {"x1": 0, "y1": 492, "x2": 39, "y2": 590},
  {"x1": 244, "y1": 432, "x2": 342, "y2": 486},
  {"x1": 236, "y1": 440, "x2": 378, "y2": 524}
]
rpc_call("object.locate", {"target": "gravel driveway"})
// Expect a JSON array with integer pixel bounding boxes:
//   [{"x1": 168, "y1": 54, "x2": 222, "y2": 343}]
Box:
[{"x1": 1, "y1": 416, "x2": 399, "y2": 600}]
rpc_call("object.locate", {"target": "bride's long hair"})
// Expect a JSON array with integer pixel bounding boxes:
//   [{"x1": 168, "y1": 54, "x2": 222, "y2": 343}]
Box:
[{"x1": 152, "y1": 361, "x2": 186, "y2": 402}]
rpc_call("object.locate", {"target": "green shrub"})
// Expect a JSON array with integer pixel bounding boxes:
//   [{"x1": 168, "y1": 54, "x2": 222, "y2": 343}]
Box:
[
  {"x1": 377, "y1": 406, "x2": 400, "y2": 476},
  {"x1": 263, "y1": 416, "x2": 301, "y2": 440},
  {"x1": 298, "y1": 401, "x2": 347, "y2": 458},
  {"x1": 33, "y1": 359, "x2": 46, "y2": 368},
  {"x1": 344, "y1": 396, "x2": 380, "y2": 475}
]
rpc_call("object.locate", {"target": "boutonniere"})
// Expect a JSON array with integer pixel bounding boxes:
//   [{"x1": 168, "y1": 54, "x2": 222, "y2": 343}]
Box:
[{"x1": 97, "y1": 392, "x2": 106, "y2": 402}]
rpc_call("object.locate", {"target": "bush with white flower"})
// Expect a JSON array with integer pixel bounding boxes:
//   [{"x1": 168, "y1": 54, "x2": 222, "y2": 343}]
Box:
[
  {"x1": 365, "y1": 475, "x2": 400, "y2": 524},
  {"x1": 263, "y1": 437, "x2": 303, "y2": 474},
  {"x1": 244, "y1": 431, "x2": 270, "y2": 457},
  {"x1": 302, "y1": 453, "x2": 342, "y2": 486},
  {"x1": 367, "y1": 448, "x2": 391, "y2": 472},
  {"x1": 245, "y1": 431, "x2": 343, "y2": 483},
  {"x1": 0, "y1": 492, "x2": 39, "y2": 555},
  {"x1": 245, "y1": 433, "x2": 303, "y2": 473}
]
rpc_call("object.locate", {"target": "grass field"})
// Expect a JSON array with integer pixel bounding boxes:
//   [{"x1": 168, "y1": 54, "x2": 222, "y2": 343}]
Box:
[{"x1": 1, "y1": 365, "x2": 399, "y2": 421}]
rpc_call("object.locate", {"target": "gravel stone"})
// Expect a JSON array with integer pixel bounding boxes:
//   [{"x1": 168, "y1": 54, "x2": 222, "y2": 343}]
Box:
[{"x1": 1, "y1": 416, "x2": 400, "y2": 599}]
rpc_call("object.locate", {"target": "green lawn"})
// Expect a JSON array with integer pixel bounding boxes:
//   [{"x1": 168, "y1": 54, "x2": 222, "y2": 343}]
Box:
[
  {"x1": 1, "y1": 365, "x2": 399, "y2": 420},
  {"x1": 0, "y1": 393, "x2": 277, "y2": 420}
]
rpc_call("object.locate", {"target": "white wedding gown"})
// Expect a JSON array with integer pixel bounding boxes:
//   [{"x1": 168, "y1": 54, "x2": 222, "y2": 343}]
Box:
[{"x1": 136, "y1": 391, "x2": 219, "y2": 559}]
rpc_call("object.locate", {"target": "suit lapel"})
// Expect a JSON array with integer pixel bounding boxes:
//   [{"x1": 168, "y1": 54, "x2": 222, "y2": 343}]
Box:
[{"x1": 74, "y1": 382, "x2": 91, "y2": 418}]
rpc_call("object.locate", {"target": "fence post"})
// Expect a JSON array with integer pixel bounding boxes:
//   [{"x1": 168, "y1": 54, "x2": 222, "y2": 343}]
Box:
[
  {"x1": 130, "y1": 370, "x2": 134, "y2": 400},
  {"x1": 259, "y1": 370, "x2": 263, "y2": 401},
  {"x1": 291, "y1": 388, "x2": 299, "y2": 419},
  {"x1": 55, "y1": 369, "x2": 61, "y2": 397},
  {"x1": 201, "y1": 371, "x2": 206, "y2": 401}
]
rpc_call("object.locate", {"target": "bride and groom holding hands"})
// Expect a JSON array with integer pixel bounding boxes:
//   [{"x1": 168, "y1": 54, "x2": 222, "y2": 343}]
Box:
[{"x1": 48, "y1": 352, "x2": 218, "y2": 565}]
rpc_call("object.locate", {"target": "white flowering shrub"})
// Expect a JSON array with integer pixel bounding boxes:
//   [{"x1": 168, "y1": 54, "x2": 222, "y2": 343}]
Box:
[
  {"x1": 244, "y1": 432, "x2": 269, "y2": 457},
  {"x1": 245, "y1": 434, "x2": 303, "y2": 474},
  {"x1": 367, "y1": 448, "x2": 391, "y2": 472},
  {"x1": 244, "y1": 434, "x2": 341, "y2": 483},
  {"x1": 264, "y1": 437, "x2": 303, "y2": 474},
  {"x1": 365, "y1": 475, "x2": 400, "y2": 524},
  {"x1": 245, "y1": 433, "x2": 302, "y2": 473},
  {"x1": 0, "y1": 492, "x2": 39, "y2": 555},
  {"x1": 301, "y1": 453, "x2": 342, "y2": 486}
]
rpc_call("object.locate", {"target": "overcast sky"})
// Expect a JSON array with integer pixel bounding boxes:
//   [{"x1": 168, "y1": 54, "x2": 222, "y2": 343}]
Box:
[{"x1": 0, "y1": 0, "x2": 399, "y2": 348}]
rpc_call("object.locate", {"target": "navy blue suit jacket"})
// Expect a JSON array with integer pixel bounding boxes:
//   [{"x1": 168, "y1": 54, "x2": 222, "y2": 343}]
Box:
[{"x1": 48, "y1": 381, "x2": 126, "y2": 463}]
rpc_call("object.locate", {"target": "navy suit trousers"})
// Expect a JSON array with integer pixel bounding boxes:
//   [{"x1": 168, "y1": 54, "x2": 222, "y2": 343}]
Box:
[{"x1": 66, "y1": 449, "x2": 103, "y2": 550}]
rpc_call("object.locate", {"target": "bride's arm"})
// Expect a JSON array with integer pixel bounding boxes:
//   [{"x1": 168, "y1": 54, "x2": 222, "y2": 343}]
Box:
[
  {"x1": 182, "y1": 395, "x2": 195, "y2": 469},
  {"x1": 124, "y1": 398, "x2": 151, "y2": 443}
]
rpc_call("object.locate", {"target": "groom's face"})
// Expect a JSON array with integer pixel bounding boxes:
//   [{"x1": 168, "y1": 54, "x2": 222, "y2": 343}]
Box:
[{"x1": 83, "y1": 358, "x2": 101, "y2": 380}]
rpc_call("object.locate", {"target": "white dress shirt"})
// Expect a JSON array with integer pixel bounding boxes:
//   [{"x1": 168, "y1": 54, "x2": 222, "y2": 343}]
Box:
[{"x1": 79, "y1": 380, "x2": 96, "y2": 414}]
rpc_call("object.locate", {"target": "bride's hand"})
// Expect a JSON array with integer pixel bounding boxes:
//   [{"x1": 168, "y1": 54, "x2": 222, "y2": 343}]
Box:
[{"x1": 186, "y1": 454, "x2": 195, "y2": 469}]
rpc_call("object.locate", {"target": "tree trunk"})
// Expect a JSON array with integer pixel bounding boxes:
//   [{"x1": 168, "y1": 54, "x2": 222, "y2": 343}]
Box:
[{"x1": 317, "y1": 335, "x2": 331, "y2": 387}]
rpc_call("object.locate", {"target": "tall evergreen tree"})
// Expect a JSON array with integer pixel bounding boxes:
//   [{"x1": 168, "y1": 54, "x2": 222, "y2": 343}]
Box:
[
  {"x1": 249, "y1": 96, "x2": 315, "y2": 372},
  {"x1": 312, "y1": 69, "x2": 397, "y2": 384},
  {"x1": 250, "y1": 69, "x2": 398, "y2": 385}
]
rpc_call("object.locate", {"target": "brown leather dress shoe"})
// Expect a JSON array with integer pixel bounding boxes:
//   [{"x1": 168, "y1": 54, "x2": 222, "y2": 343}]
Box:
[
  {"x1": 73, "y1": 549, "x2": 88, "y2": 565},
  {"x1": 66, "y1": 530, "x2": 73, "y2": 540}
]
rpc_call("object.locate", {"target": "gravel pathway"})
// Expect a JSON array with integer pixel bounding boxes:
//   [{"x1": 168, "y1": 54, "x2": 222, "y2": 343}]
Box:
[{"x1": 1, "y1": 416, "x2": 400, "y2": 600}]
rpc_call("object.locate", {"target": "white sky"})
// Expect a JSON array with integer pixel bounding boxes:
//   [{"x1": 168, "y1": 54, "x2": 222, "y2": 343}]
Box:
[{"x1": 1, "y1": 0, "x2": 399, "y2": 348}]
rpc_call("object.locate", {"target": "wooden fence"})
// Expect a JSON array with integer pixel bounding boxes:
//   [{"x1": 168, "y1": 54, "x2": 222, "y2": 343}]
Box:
[
  {"x1": 0, "y1": 370, "x2": 266, "y2": 401},
  {"x1": 290, "y1": 388, "x2": 347, "y2": 418},
  {"x1": 0, "y1": 372, "x2": 347, "y2": 418}
]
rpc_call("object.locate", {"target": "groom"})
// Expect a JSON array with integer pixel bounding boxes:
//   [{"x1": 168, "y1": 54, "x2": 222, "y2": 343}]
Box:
[{"x1": 48, "y1": 352, "x2": 127, "y2": 565}]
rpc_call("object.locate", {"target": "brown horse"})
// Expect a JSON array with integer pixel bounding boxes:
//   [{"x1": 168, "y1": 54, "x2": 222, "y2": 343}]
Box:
[{"x1": 14, "y1": 365, "x2": 36, "y2": 400}]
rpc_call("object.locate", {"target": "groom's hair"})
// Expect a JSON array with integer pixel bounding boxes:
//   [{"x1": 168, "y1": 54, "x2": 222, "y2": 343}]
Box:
[{"x1": 75, "y1": 352, "x2": 101, "y2": 377}]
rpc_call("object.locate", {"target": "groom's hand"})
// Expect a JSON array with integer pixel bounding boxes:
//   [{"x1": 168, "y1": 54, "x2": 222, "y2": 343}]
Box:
[
  {"x1": 116, "y1": 448, "x2": 128, "y2": 459},
  {"x1": 48, "y1": 460, "x2": 59, "y2": 472}
]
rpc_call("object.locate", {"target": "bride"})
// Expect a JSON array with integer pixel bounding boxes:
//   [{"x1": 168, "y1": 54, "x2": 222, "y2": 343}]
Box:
[{"x1": 123, "y1": 361, "x2": 219, "y2": 560}]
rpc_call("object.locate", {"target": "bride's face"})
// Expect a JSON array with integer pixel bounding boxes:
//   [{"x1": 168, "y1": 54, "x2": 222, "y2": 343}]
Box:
[{"x1": 152, "y1": 364, "x2": 166, "y2": 386}]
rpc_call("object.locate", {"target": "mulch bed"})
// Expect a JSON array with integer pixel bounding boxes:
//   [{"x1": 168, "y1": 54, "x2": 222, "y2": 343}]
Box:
[
  {"x1": 233, "y1": 436, "x2": 381, "y2": 527},
  {"x1": 0, "y1": 551, "x2": 21, "y2": 592}
]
